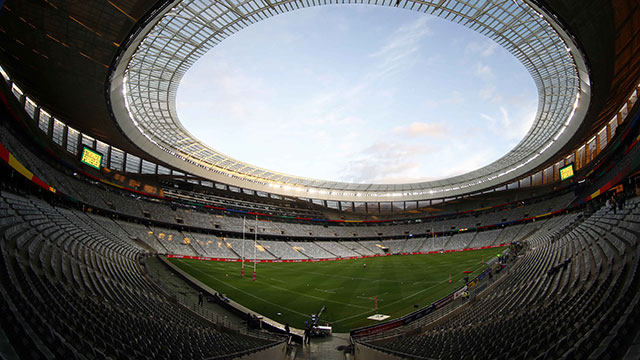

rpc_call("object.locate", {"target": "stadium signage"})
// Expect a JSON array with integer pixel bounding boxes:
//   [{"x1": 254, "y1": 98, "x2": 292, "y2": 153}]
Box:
[
  {"x1": 350, "y1": 319, "x2": 404, "y2": 338},
  {"x1": 453, "y1": 286, "x2": 468, "y2": 299},
  {"x1": 559, "y1": 163, "x2": 575, "y2": 181},
  {"x1": 401, "y1": 305, "x2": 435, "y2": 325},
  {"x1": 80, "y1": 147, "x2": 103, "y2": 170}
]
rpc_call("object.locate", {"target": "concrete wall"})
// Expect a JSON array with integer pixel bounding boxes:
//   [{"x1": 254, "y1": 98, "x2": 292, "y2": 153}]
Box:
[
  {"x1": 355, "y1": 343, "x2": 403, "y2": 360},
  {"x1": 237, "y1": 342, "x2": 287, "y2": 360}
]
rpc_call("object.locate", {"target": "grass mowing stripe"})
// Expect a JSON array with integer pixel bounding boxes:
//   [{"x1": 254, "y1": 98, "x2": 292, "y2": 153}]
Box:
[
  {"x1": 181, "y1": 261, "x2": 310, "y2": 317},
  {"x1": 374, "y1": 261, "x2": 486, "y2": 310},
  {"x1": 170, "y1": 247, "x2": 498, "y2": 332},
  {"x1": 263, "y1": 284, "x2": 371, "y2": 310},
  {"x1": 331, "y1": 280, "x2": 446, "y2": 324},
  {"x1": 264, "y1": 265, "x2": 409, "y2": 283}
]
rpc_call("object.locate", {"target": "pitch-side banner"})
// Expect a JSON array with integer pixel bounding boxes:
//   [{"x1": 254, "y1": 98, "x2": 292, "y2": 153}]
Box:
[{"x1": 453, "y1": 286, "x2": 468, "y2": 299}]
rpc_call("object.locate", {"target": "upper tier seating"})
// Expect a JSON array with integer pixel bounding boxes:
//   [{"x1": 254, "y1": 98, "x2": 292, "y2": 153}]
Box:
[{"x1": 0, "y1": 120, "x2": 580, "y2": 246}]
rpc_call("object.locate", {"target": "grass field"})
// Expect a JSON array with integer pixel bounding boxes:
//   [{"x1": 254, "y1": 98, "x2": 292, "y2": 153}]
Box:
[{"x1": 169, "y1": 247, "x2": 499, "y2": 332}]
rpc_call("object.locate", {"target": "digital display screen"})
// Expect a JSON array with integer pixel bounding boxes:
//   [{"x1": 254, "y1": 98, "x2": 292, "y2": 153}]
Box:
[
  {"x1": 80, "y1": 147, "x2": 103, "y2": 170},
  {"x1": 559, "y1": 163, "x2": 574, "y2": 181}
]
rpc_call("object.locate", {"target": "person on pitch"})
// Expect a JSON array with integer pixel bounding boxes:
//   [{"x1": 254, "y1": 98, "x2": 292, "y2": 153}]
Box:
[{"x1": 304, "y1": 325, "x2": 311, "y2": 345}]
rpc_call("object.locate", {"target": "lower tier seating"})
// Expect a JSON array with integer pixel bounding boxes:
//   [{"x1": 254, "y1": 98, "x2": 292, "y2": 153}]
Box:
[{"x1": 0, "y1": 191, "x2": 283, "y2": 360}]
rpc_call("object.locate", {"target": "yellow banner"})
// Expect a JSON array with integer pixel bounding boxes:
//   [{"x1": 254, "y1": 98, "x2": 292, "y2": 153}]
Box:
[{"x1": 8, "y1": 154, "x2": 33, "y2": 180}]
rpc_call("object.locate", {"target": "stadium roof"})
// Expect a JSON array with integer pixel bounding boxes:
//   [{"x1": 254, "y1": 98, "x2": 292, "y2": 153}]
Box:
[
  {"x1": 1, "y1": 0, "x2": 639, "y2": 202},
  {"x1": 109, "y1": 0, "x2": 589, "y2": 201}
]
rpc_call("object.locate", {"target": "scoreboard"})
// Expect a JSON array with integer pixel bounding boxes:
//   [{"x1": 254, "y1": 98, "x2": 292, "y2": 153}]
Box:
[
  {"x1": 559, "y1": 163, "x2": 574, "y2": 181},
  {"x1": 80, "y1": 147, "x2": 103, "y2": 170}
]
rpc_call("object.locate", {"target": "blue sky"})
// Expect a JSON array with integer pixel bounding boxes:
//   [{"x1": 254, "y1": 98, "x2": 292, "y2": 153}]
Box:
[{"x1": 176, "y1": 5, "x2": 537, "y2": 184}]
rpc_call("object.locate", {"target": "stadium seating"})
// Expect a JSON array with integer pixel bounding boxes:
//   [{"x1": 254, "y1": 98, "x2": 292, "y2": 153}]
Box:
[
  {"x1": 336, "y1": 241, "x2": 377, "y2": 256},
  {"x1": 0, "y1": 191, "x2": 285, "y2": 360},
  {"x1": 2, "y1": 102, "x2": 640, "y2": 360},
  {"x1": 0, "y1": 120, "x2": 582, "y2": 248},
  {"x1": 357, "y1": 200, "x2": 640, "y2": 360},
  {"x1": 466, "y1": 228, "x2": 502, "y2": 248},
  {"x1": 260, "y1": 240, "x2": 308, "y2": 260},
  {"x1": 287, "y1": 241, "x2": 336, "y2": 259},
  {"x1": 402, "y1": 238, "x2": 427, "y2": 253}
]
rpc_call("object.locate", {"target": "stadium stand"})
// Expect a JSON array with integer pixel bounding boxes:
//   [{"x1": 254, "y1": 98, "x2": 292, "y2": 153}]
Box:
[
  {"x1": 315, "y1": 241, "x2": 362, "y2": 257},
  {"x1": 260, "y1": 241, "x2": 308, "y2": 260},
  {"x1": 402, "y1": 238, "x2": 427, "y2": 253},
  {"x1": 1, "y1": 105, "x2": 639, "y2": 358},
  {"x1": 337, "y1": 241, "x2": 377, "y2": 256},
  {"x1": 1, "y1": 1, "x2": 640, "y2": 359},
  {"x1": 186, "y1": 232, "x2": 240, "y2": 259},
  {"x1": 0, "y1": 191, "x2": 285, "y2": 360},
  {"x1": 466, "y1": 229, "x2": 502, "y2": 248},
  {"x1": 224, "y1": 238, "x2": 276, "y2": 260},
  {"x1": 0, "y1": 121, "x2": 594, "y2": 251},
  {"x1": 286, "y1": 241, "x2": 336, "y2": 259},
  {"x1": 355, "y1": 200, "x2": 640, "y2": 360}
]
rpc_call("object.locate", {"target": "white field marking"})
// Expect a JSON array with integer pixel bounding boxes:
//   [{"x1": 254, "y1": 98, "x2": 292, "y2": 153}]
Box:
[
  {"x1": 186, "y1": 261, "x2": 371, "y2": 310},
  {"x1": 269, "y1": 277, "x2": 285, "y2": 283},
  {"x1": 180, "y1": 255, "x2": 489, "y2": 325},
  {"x1": 332, "y1": 262, "x2": 487, "y2": 324},
  {"x1": 182, "y1": 261, "x2": 309, "y2": 317},
  {"x1": 412, "y1": 280, "x2": 441, "y2": 285},
  {"x1": 265, "y1": 266, "x2": 406, "y2": 283},
  {"x1": 314, "y1": 287, "x2": 344, "y2": 294},
  {"x1": 314, "y1": 288, "x2": 336, "y2": 294},
  {"x1": 267, "y1": 284, "x2": 371, "y2": 310},
  {"x1": 356, "y1": 292, "x2": 389, "y2": 301},
  {"x1": 333, "y1": 280, "x2": 446, "y2": 324}
]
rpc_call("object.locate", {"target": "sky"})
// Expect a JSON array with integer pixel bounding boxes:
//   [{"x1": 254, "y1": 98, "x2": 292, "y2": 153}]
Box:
[{"x1": 176, "y1": 5, "x2": 537, "y2": 184}]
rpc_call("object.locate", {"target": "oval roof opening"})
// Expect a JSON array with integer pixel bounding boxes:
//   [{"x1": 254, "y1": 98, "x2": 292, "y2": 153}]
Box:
[{"x1": 177, "y1": 6, "x2": 537, "y2": 184}]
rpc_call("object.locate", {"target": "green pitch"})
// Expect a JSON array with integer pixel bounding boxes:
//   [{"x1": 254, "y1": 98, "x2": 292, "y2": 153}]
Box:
[{"x1": 169, "y1": 247, "x2": 499, "y2": 332}]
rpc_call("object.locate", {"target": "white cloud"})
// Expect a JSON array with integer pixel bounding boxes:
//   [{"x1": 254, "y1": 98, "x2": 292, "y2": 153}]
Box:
[
  {"x1": 339, "y1": 140, "x2": 432, "y2": 184},
  {"x1": 474, "y1": 63, "x2": 494, "y2": 81},
  {"x1": 367, "y1": 16, "x2": 433, "y2": 82},
  {"x1": 302, "y1": 113, "x2": 364, "y2": 127},
  {"x1": 393, "y1": 122, "x2": 446, "y2": 138},
  {"x1": 369, "y1": 16, "x2": 432, "y2": 60},
  {"x1": 479, "y1": 102, "x2": 537, "y2": 142},
  {"x1": 432, "y1": 148, "x2": 498, "y2": 180},
  {"x1": 424, "y1": 91, "x2": 465, "y2": 110},
  {"x1": 176, "y1": 7, "x2": 538, "y2": 184},
  {"x1": 478, "y1": 85, "x2": 500, "y2": 102},
  {"x1": 465, "y1": 40, "x2": 499, "y2": 58}
]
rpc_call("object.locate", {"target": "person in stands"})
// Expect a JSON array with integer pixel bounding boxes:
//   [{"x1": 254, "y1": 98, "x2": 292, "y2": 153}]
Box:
[{"x1": 198, "y1": 292, "x2": 203, "y2": 306}]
